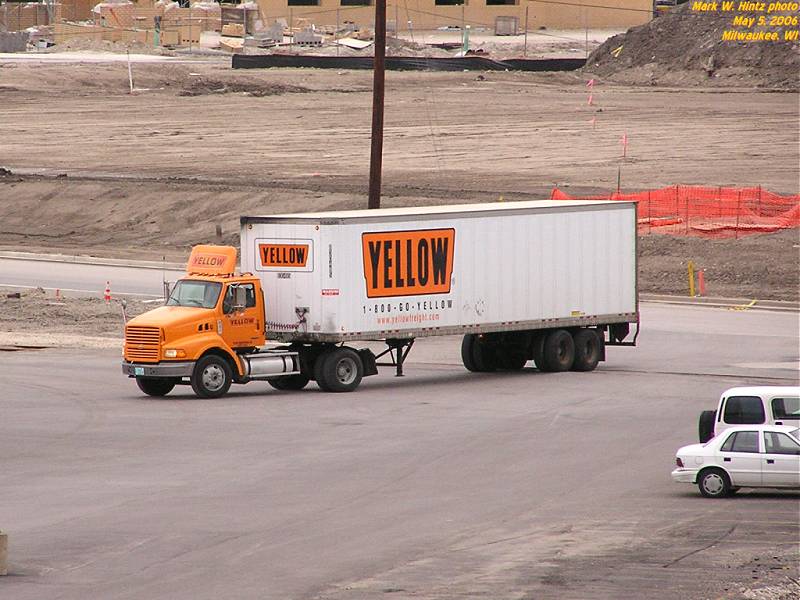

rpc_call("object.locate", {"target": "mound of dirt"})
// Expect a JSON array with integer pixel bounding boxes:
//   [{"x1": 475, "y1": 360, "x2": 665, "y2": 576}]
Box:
[
  {"x1": 584, "y1": 4, "x2": 800, "y2": 89},
  {"x1": 177, "y1": 76, "x2": 310, "y2": 97}
]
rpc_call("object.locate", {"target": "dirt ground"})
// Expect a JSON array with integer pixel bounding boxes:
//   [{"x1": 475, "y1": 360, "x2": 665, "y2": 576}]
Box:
[{"x1": 0, "y1": 60, "x2": 798, "y2": 303}]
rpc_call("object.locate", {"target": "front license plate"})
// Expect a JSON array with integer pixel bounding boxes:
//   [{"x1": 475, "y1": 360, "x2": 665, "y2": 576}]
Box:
[{"x1": 134, "y1": 367, "x2": 145, "y2": 376}]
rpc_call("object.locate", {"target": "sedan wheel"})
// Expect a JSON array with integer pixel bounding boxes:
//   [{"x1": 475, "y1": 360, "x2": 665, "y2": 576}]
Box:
[{"x1": 698, "y1": 468, "x2": 731, "y2": 498}]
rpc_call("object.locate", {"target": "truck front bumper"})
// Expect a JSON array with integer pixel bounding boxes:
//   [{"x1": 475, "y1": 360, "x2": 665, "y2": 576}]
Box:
[{"x1": 122, "y1": 360, "x2": 195, "y2": 378}]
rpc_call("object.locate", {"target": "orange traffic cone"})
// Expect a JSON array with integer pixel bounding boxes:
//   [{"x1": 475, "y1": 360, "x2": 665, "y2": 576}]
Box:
[{"x1": 104, "y1": 281, "x2": 111, "y2": 303}]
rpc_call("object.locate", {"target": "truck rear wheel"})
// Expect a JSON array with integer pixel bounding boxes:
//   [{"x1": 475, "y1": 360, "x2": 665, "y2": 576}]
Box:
[
  {"x1": 268, "y1": 375, "x2": 310, "y2": 391},
  {"x1": 571, "y1": 329, "x2": 601, "y2": 372},
  {"x1": 191, "y1": 355, "x2": 233, "y2": 398},
  {"x1": 699, "y1": 410, "x2": 717, "y2": 443},
  {"x1": 136, "y1": 377, "x2": 176, "y2": 397},
  {"x1": 542, "y1": 329, "x2": 575, "y2": 372},
  {"x1": 317, "y1": 347, "x2": 363, "y2": 392}
]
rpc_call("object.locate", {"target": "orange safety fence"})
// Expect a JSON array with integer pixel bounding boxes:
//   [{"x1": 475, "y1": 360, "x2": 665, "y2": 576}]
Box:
[{"x1": 550, "y1": 185, "x2": 800, "y2": 238}]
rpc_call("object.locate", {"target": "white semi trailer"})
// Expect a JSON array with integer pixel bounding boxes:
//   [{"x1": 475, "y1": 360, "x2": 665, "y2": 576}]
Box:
[{"x1": 124, "y1": 199, "x2": 639, "y2": 397}]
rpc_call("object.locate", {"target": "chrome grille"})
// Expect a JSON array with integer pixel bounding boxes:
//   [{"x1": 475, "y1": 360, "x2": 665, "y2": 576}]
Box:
[{"x1": 125, "y1": 326, "x2": 161, "y2": 362}]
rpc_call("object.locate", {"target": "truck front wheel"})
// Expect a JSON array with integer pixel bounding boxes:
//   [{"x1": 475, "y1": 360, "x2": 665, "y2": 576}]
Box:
[
  {"x1": 136, "y1": 377, "x2": 176, "y2": 397},
  {"x1": 316, "y1": 347, "x2": 363, "y2": 392},
  {"x1": 191, "y1": 355, "x2": 233, "y2": 398}
]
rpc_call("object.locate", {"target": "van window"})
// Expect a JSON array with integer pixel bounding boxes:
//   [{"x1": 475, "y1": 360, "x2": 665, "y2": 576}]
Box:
[
  {"x1": 772, "y1": 396, "x2": 800, "y2": 420},
  {"x1": 723, "y1": 396, "x2": 765, "y2": 425}
]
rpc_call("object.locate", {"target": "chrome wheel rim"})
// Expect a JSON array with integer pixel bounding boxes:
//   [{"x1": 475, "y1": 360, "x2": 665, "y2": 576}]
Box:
[
  {"x1": 202, "y1": 364, "x2": 225, "y2": 392},
  {"x1": 335, "y1": 357, "x2": 357, "y2": 385},
  {"x1": 702, "y1": 473, "x2": 724, "y2": 495}
]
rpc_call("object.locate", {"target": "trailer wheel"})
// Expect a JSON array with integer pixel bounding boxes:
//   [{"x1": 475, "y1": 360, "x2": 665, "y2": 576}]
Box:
[
  {"x1": 699, "y1": 410, "x2": 717, "y2": 443},
  {"x1": 542, "y1": 329, "x2": 575, "y2": 372},
  {"x1": 317, "y1": 347, "x2": 363, "y2": 392},
  {"x1": 497, "y1": 347, "x2": 527, "y2": 370},
  {"x1": 268, "y1": 375, "x2": 310, "y2": 391},
  {"x1": 136, "y1": 377, "x2": 176, "y2": 397},
  {"x1": 472, "y1": 337, "x2": 497, "y2": 372},
  {"x1": 531, "y1": 333, "x2": 547, "y2": 371},
  {"x1": 191, "y1": 354, "x2": 233, "y2": 398},
  {"x1": 571, "y1": 329, "x2": 601, "y2": 372},
  {"x1": 461, "y1": 335, "x2": 479, "y2": 372}
]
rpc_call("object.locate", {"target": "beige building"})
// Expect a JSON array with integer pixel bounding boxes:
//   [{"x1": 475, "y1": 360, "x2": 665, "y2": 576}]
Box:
[{"x1": 254, "y1": 0, "x2": 652, "y2": 33}]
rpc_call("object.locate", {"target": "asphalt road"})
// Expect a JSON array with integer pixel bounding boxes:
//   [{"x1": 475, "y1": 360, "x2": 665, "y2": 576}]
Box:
[
  {"x1": 0, "y1": 303, "x2": 798, "y2": 600},
  {"x1": 0, "y1": 257, "x2": 184, "y2": 298}
]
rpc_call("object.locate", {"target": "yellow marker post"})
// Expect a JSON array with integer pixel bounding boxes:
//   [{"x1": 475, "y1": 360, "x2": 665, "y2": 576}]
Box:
[{"x1": 687, "y1": 260, "x2": 695, "y2": 297}]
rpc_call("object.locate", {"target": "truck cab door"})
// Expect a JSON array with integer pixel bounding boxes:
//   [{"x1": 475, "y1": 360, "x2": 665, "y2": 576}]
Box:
[{"x1": 221, "y1": 283, "x2": 264, "y2": 349}]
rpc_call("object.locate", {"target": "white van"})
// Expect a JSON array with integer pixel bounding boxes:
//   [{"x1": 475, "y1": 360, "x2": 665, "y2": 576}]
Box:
[{"x1": 699, "y1": 386, "x2": 800, "y2": 442}]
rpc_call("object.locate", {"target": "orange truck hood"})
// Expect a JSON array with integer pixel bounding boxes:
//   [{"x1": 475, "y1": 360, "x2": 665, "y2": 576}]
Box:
[{"x1": 127, "y1": 305, "x2": 215, "y2": 329}]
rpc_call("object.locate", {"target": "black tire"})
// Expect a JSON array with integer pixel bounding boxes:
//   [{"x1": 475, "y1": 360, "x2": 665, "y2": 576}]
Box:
[
  {"x1": 136, "y1": 377, "x2": 176, "y2": 397},
  {"x1": 531, "y1": 333, "x2": 547, "y2": 371},
  {"x1": 697, "y1": 468, "x2": 732, "y2": 498},
  {"x1": 472, "y1": 337, "x2": 497, "y2": 372},
  {"x1": 461, "y1": 334, "x2": 479, "y2": 372},
  {"x1": 497, "y1": 346, "x2": 527, "y2": 370},
  {"x1": 317, "y1": 347, "x2": 363, "y2": 392},
  {"x1": 699, "y1": 410, "x2": 717, "y2": 443},
  {"x1": 268, "y1": 375, "x2": 310, "y2": 391},
  {"x1": 191, "y1": 354, "x2": 233, "y2": 398},
  {"x1": 571, "y1": 329, "x2": 601, "y2": 372},
  {"x1": 542, "y1": 329, "x2": 575, "y2": 372}
]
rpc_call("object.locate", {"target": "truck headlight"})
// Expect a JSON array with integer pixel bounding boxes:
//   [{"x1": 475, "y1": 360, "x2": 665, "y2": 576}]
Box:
[{"x1": 164, "y1": 349, "x2": 186, "y2": 358}]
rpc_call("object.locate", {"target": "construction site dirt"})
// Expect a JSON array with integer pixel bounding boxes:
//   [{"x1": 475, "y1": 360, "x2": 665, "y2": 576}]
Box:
[{"x1": 0, "y1": 59, "x2": 798, "y2": 301}]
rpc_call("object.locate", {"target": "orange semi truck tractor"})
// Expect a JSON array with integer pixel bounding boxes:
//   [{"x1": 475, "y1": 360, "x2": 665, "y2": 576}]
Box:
[{"x1": 122, "y1": 200, "x2": 639, "y2": 397}]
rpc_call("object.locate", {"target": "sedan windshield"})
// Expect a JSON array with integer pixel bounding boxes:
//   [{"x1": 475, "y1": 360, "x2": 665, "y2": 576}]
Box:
[{"x1": 166, "y1": 280, "x2": 222, "y2": 309}]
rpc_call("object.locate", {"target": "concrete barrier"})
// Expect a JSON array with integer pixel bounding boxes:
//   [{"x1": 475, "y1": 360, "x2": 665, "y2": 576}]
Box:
[{"x1": 0, "y1": 31, "x2": 29, "y2": 53}]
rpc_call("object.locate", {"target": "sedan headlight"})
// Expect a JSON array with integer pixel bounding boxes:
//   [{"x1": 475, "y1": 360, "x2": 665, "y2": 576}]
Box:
[{"x1": 164, "y1": 349, "x2": 186, "y2": 358}]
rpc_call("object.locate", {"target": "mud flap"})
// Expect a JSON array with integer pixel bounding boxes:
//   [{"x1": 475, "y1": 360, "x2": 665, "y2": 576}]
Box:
[{"x1": 358, "y1": 349, "x2": 379, "y2": 377}]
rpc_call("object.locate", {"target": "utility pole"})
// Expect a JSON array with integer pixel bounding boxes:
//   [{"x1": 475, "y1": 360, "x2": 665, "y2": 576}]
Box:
[{"x1": 368, "y1": 0, "x2": 387, "y2": 209}]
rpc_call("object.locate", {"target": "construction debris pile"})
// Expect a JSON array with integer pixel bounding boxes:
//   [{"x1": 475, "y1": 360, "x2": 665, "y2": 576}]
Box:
[{"x1": 585, "y1": 4, "x2": 799, "y2": 89}]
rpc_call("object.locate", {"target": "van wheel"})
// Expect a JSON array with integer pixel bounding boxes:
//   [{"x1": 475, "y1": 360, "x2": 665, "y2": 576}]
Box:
[
  {"x1": 461, "y1": 334, "x2": 479, "y2": 372},
  {"x1": 698, "y1": 468, "x2": 731, "y2": 498},
  {"x1": 542, "y1": 329, "x2": 575, "y2": 372},
  {"x1": 191, "y1": 355, "x2": 233, "y2": 398},
  {"x1": 317, "y1": 347, "x2": 363, "y2": 392},
  {"x1": 571, "y1": 329, "x2": 601, "y2": 372},
  {"x1": 699, "y1": 410, "x2": 717, "y2": 443},
  {"x1": 136, "y1": 377, "x2": 176, "y2": 397},
  {"x1": 268, "y1": 375, "x2": 310, "y2": 391}
]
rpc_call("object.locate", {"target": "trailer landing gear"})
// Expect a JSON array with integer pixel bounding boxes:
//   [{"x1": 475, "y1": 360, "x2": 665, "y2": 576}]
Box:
[{"x1": 375, "y1": 338, "x2": 415, "y2": 377}]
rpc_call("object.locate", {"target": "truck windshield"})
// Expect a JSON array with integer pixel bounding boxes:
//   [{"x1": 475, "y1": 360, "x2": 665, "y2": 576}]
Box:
[{"x1": 166, "y1": 280, "x2": 222, "y2": 309}]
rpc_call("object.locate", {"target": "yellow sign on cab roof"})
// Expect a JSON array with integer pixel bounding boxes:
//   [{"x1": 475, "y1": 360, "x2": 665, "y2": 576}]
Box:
[{"x1": 187, "y1": 245, "x2": 237, "y2": 277}]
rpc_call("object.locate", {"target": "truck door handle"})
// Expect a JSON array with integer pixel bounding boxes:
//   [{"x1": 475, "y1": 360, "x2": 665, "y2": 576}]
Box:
[
  {"x1": 723, "y1": 457, "x2": 731, "y2": 462},
  {"x1": 766, "y1": 459, "x2": 775, "y2": 464},
  {"x1": 775, "y1": 421, "x2": 783, "y2": 425}
]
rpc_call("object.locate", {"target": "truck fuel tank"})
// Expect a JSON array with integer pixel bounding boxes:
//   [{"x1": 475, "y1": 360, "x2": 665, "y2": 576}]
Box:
[{"x1": 242, "y1": 351, "x2": 300, "y2": 379}]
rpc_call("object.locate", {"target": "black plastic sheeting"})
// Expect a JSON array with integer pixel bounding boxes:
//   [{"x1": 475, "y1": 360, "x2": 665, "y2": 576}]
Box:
[{"x1": 232, "y1": 54, "x2": 586, "y2": 72}]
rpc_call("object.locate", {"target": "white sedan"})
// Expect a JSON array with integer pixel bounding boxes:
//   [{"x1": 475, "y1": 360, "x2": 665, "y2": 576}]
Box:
[{"x1": 672, "y1": 424, "x2": 800, "y2": 498}]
